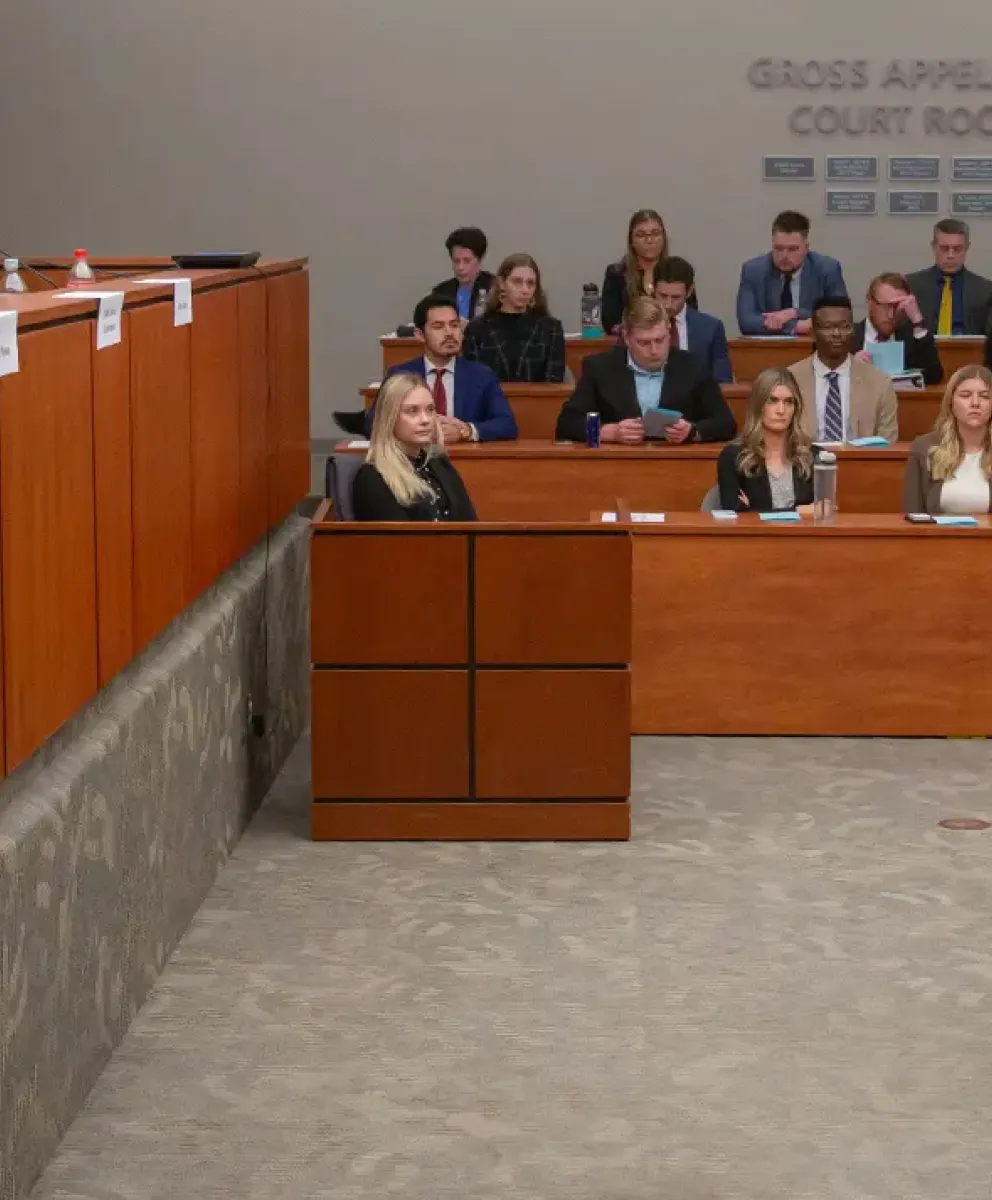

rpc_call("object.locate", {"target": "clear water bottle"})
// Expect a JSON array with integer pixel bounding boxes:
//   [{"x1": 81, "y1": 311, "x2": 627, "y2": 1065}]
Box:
[
  {"x1": 2, "y1": 258, "x2": 27, "y2": 293},
  {"x1": 66, "y1": 248, "x2": 95, "y2": 289},
  {"x1": 581, "y1": 283, "x2": 602, "y2": 338},
  {"x1": 813, "y1": 451, "x2": 837, "y2": 525}
]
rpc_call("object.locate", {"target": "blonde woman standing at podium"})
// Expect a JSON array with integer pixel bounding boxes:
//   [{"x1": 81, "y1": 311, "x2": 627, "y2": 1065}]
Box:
[
  {"x1": 902, "y1": 365, "x2": 992, "y2": 515},
  {"x1": 353, "y1": 374, "x2": 477, "y2": 522}
]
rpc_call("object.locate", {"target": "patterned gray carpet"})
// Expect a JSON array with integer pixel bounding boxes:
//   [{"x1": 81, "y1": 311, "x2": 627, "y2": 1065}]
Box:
[{"x1": 30, "y1": 735, "x2": 992, "y2": 1200}]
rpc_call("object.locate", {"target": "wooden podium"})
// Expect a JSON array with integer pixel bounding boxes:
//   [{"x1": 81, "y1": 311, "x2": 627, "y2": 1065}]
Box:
[{"x1": 310, "y1": 513, "x2": 632, "y2": 840}]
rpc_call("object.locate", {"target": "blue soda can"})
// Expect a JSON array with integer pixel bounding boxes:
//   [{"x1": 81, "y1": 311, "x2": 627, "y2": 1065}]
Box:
[{"x1": 586, "y1": 411, "x2": 601, "y2": 448}]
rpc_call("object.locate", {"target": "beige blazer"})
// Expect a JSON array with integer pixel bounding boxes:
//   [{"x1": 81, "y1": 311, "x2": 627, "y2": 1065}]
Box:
[
  {"x1": 902, "y1": 432, "x2": 992, "y2": 514},
  {"x1": 789, "y1": 355, "x2": 899, "y2": 443}
]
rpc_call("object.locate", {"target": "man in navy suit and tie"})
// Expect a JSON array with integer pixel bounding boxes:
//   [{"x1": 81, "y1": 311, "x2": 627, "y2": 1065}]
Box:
[
  {"x1": 655, "y1": 257, "x2": 733, "y2": 383},
  {"x1": 736, "y1": 211, "x2": 847, "y2": 337},
  {"x1": 365, "y1": 294, "x2": 517, "y2": 441}
]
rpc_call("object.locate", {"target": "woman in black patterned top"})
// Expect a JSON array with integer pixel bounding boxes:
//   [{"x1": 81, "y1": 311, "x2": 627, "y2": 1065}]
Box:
[
  {"x1": 352, "y1": 373, "x2": 477, "y2": 522},
  {"x1": 463, "y1": 253, "x2": 566, "y2": 384}
]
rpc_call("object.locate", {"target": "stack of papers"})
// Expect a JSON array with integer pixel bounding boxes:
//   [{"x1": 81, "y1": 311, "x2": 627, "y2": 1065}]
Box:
[
  {"x1": 759, "y1": 511, "x2": 802, "y2": 523},
  {"x1": 933, "y1": 515, "x2": 979, "y2": 527}
]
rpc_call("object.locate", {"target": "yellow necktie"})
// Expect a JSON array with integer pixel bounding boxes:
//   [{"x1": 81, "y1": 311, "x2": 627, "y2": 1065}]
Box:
[{"x1": 938, "y1": 275, "x2": 953, "y2": 336}]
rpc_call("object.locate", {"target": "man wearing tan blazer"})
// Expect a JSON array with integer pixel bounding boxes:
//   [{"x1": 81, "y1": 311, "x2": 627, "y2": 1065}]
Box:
[{"x1": 789, "y1": 297, "x2": 899, "y2": 443}]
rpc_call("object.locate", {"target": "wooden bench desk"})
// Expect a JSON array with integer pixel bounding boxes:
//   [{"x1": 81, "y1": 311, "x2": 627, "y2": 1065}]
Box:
[
  {"x1": 380, "y1": 334, "x2": 985, "y2": 384},
  {"x1": 335, "y1": 439, "x2": 909, "y2": 519},
  {"x1": 310, "y1": 513, "x2": 632, "y2": 840},
  {"x1": 626, "y1": 513, "x2": 992, "y2": 737},
  {"x1": 360, "y1": 381, "x2": 941, "y2": 450}
]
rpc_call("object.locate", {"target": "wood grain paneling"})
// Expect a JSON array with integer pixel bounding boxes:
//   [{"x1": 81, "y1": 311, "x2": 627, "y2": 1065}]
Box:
[
  {"x1": 311, "y1": 533, "x2": 469, "y2": 664},
  {"x1": 631, "y1": 516, "x2": 992, "y2": 736},
  {"x1": 267, "y1": 270, "x2": 310, "y2": 526},
  {"x1": 362, "y1": 382, "x2": 570, "y2": 442},
  {"x1": 475, "y1": 670, "x2": 631, "y2": 798},
  {"x1": 474, "y1": 533, "x2": 631, "y2": 663},
  {"x1": 191, "y1": 287, "x2": 241, "y2": 595},
  {"x1": 311, "y1": 669, "x2": 469, "y2": 798},
  {"x1": 312, "y1": 800, "x2": 630, "y2": 840},
  {"x1": 238, "y1": 281, "x2": 269, "y2": 555},
  {"x1": 91, "y1": 313, "x2": 134, "y2": 684},
  {"x1": 0, "y1": 322, "x2": 98, "y2": 769},
  {"x1": 129, "y1": 303, "x2": 192, "y2": 652},
  {"x1": 334, "y1": 442, "x2": 906, "y2": 522},
  {"x1": 379, "y1": 332, "x2": 992, "y2": 387}
]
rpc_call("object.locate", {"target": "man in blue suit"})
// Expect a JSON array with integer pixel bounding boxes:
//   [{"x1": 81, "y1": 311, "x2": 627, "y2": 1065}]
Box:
[
  {"x1": 736, "y1": 211, "x2": 847, "y2": 337},
  {"x1": 365, "y1": 293, "x2": 517, "y2": 441},
  {"x1": 656, "y1": 257, "x2": 733, "y2": 383}
]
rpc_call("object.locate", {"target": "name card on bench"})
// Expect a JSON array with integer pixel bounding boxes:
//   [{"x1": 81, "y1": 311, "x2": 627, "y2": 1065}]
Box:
[
  {"x1": 133, "y1": 277, "x2": 194, "y2": 326},
  {"x1": 54, "y1": 291, "x2": 125, "y2": 349},
  {"x1": 0, "y1": 311, "x2": 19, "y2": 377}
]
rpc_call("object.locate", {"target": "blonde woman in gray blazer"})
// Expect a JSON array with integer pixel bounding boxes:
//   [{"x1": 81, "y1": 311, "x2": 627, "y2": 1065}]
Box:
[{"x1": 902, "y1": 365, "x2": 992, "y2": 514}]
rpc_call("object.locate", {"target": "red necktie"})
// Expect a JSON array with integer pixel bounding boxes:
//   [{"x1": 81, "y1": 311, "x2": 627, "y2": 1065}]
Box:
[
  {"x1": 431, "y1": 369, "x2": 448, "y2": 416},
  {"x1": 669, "y1": 317, "x2": 680, "y2": 350}
]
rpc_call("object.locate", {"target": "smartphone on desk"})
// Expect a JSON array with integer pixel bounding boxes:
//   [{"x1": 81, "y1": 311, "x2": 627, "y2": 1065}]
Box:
[
  {"x1": 905, "y1": 513, "x2": 934, "y2": 523},
  {"x1": 643, "y1": 407, "x2": 683, "y2": 440}
]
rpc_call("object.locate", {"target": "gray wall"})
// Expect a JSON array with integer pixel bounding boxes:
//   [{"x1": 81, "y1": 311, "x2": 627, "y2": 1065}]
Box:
[{"x1": 5, "y1": 0, "x2": 992, "y2": 437}]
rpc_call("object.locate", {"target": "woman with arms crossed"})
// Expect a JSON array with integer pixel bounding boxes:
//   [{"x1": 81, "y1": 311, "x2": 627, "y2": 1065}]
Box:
[
  {"x1": 716, "y1": 368, "x2": 815, "y2": 512},
  {"x1": 353, "y1": 374, "x2": 477, "y2": 522},
  {"x1": 902, "y1": 365, "x2": 992, "y2": 515}
]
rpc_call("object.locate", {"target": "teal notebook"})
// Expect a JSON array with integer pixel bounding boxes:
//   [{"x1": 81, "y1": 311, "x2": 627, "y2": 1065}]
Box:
[
  {"x1": 933, "y1": 515, "x2": 979, "y2": 527},
  {"x1": 759, "y1": 511, "x2": 801, "y2": 523},
  {"x1": 848, "y1": 436, "x2": 890, "y2": 448}
]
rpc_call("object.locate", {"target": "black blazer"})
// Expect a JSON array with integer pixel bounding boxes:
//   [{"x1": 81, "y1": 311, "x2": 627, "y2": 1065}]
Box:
[
  {"x1": 985, "y1": 328, "x2": 991, "y2": 368},
  {"x1": 432, "y1": 272, "x2": 494, "y2": 321},
  {"x1": 716, "y1": 442, "x2": 815, "y2": 512},
  {"x1": 352, "y1": 456, "x2": 477, "y2": 522},
  {"x1": 462, "y1": 312, "x2": 566, "y2": 383},
  {"x1": 851, "y1": 319, "x2": 943, "y2": 385},
  {"x1": 600, "y1": 259, "x2": 697, "y2": 335},
  {"x1": 555, "y1": 346, "x2": 736, "y2": 444}
]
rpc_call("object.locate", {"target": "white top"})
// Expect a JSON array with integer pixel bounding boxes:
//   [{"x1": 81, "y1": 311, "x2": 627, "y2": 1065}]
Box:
[
  {"x1": 675, "y1": 308, "x2": 689, "y2": 351},
  {"x1": 812, "y1": 355, "x2": 851, "y2": 441},
  {"x1": 423, "y1": 356, "x2": 455, "y2": 404},
  {"x1": 421, "y1": 357, "x2": 479, "y2": 442},
  {"x1": 941, "y1": 452, "x2": 989, "y2": 514},
  {"x1": 865, "y1": 317, "x2": 927, "y2": 342}
]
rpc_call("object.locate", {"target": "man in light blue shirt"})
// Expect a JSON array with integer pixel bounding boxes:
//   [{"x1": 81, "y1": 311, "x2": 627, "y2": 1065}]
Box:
[
  {"x1": 554, "y1": 296, "x2": 736, "y2": 444},
  {"x1": 628, "y1": 352, "x2": 665, "y2": 413}
]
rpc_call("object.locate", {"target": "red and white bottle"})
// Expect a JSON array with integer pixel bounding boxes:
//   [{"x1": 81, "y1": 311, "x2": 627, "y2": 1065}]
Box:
[{"x1": 66, "y1": 248, "x2": 95, "y2": 288}]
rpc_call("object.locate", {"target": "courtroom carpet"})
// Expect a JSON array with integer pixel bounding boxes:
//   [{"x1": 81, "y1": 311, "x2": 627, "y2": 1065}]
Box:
[{"x1": 30, "y1": 735, "x2": 992, "y2": 1200}]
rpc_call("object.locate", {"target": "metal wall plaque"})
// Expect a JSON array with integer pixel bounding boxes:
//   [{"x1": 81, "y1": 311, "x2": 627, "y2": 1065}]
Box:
[
  {"x1": 763, "y1": 155, "x2": 816, "y2": 181},
  {"x1": 888, "y1": 156, "x2": 941, "y2": 182},
  {"x1": 825, "y1": 190, "x2": 877, "y2": 216},
  {"x1": 888, "y1": 190, "x2": 941, "y2": 216},
  {"x1": 951, "y1": 192, "x2": 992, "y2": 216},
  {"x1": 952, "y1": 157, "x2": 992, "y2": 183},
  {"x1": 825, "y1": 156, "x2": 878, "y2": 182}
]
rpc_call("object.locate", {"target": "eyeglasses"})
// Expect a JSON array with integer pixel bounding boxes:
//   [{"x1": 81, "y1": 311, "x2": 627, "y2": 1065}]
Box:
[
  {"x1": 817, "y1": 322, "x2": 853, "y2": 334},
  {"x1": 632, "y1": 229, "x2": 664, "y2": 243},
  {"x1": 868, "y1": 296, "x2": 899, "y2": 312}
]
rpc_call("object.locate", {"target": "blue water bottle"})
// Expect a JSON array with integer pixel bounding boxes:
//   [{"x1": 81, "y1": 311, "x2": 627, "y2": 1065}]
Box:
[
  {"x1": 586, "y1": 412, "x2": 601, "y2": 448},
  {"x1": 581, "y1": 283, "x2": 602, "y2": 338}
]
